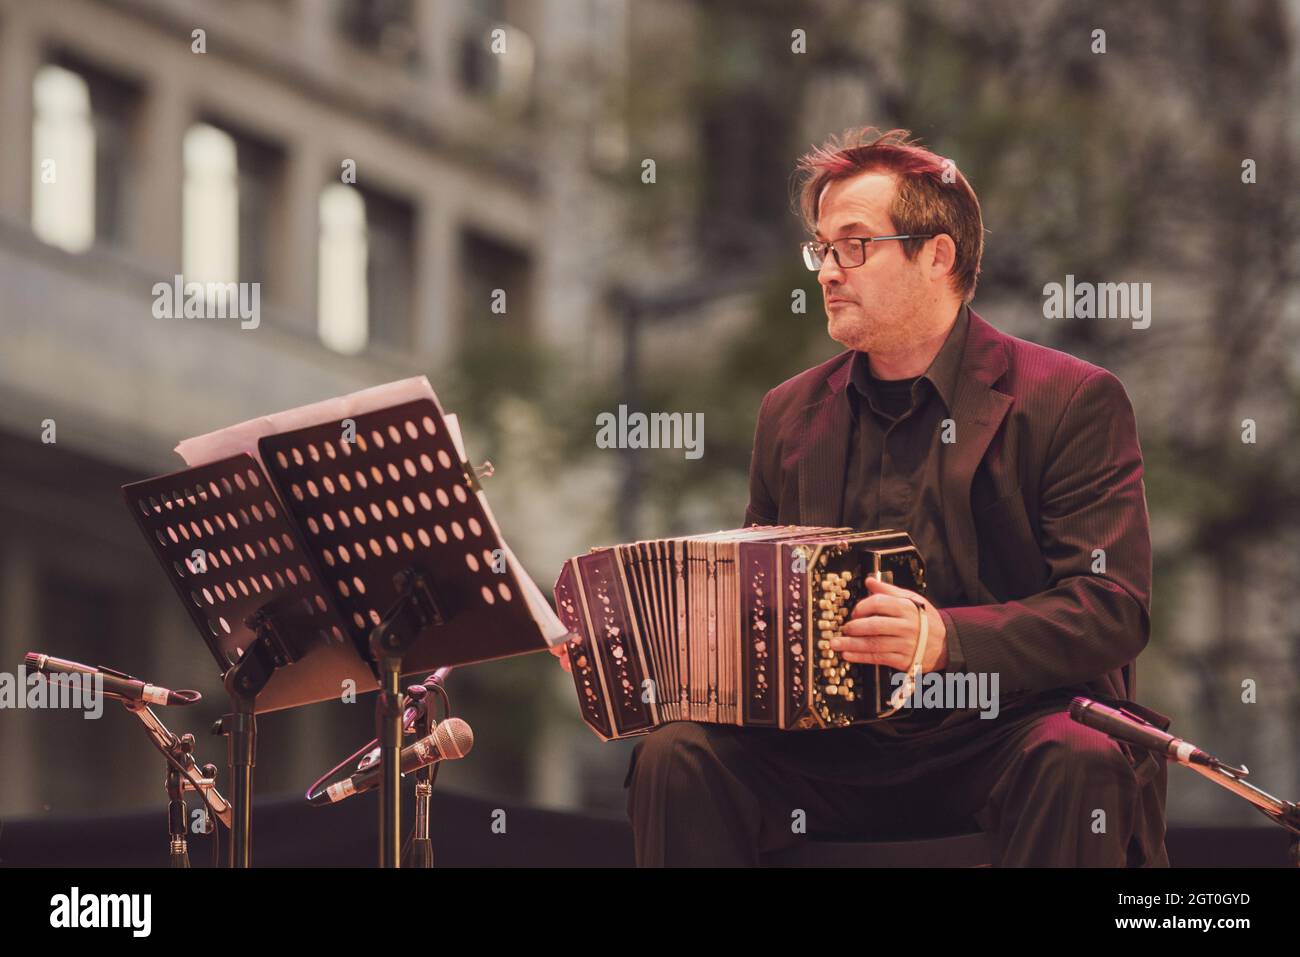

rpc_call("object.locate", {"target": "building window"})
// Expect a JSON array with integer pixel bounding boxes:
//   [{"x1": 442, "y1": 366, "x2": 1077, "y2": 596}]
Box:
[
  {"x1": 182, "y1": 123, "x2": 239, "y2": 285},
  {"x1": 697, "y1": 91, "x2": 789, "y2": 260},
  {"x1": 456, "y1": 228, "x2": 538, "y2": 402},
  {"x1": 458, "y1": 0, "x2": 535, "y2": 114},
  {"x1": 182, "y1": 122, "x2": 285, "y2": 294},
  {"x1": 336, "y1": 0, "x2": 419, "y2": 68},
  {"x1": 233, "y1": 132, "x2": 285, "y2": 295},
  {"x1": 318, "y1": 183, "x2": 369, "y2": 355},
  {"x1": 85, "y1": 68, "x2": 137, "y2": 249},
  {"x1": 460, "y1": 227, "x2": 532, "y2": 334},
  {"x1": 317, "y1": 183, "x2": 414, "y2": 355},
  {"x1": 31, "y1": 65, "x2": 95, "y2": 253},
  {"x1": 31, "y1": 59, "x2": 139, "y2": 253},
  {"x1": 361, "y1": 187, "x2": 414, "y2": 350}
]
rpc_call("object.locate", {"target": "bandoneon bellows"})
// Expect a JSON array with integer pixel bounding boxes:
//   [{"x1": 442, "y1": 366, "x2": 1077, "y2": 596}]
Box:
[{"x1": 554, "y1": 526, "x2": 928, "y2": 741}]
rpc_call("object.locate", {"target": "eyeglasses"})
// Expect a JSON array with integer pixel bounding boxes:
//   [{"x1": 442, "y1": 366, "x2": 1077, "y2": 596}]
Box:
[{"x1": 800, "y1": 234, "x2": 934, "y2": 271}]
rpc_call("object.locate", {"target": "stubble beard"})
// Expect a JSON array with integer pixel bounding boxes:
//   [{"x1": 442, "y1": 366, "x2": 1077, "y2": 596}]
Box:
[{"x1": 829, "y1": 305, "x2": 917, "y2": 357}]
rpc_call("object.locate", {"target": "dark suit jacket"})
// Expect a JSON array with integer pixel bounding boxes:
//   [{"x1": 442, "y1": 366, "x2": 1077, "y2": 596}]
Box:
[{"x1": 743, "y1": 306, "x2": 1170, "y2": 865}]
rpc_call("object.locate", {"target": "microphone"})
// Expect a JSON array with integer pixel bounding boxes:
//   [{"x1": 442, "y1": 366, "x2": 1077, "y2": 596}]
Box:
[
  {"x1": 24, "y1": 653, "x2": 201, "y2": 707},
  {"x1": 311, "y1": 718, "x2": 474, "y2": 806},
  {"x1": 1069, "y1": 697, "x2": 1211, "y2": 766}
]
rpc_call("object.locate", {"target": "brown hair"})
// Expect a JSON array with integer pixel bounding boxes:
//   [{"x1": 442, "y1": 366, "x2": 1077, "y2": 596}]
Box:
[{"x1": 794, "y1": 127, "x2": 984, "y2": 302}]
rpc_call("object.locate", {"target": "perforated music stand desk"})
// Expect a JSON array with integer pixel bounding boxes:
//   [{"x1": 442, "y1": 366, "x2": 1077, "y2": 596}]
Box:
[{"x1": 124, "y1": 398, "x2": 550, "y2": 866}]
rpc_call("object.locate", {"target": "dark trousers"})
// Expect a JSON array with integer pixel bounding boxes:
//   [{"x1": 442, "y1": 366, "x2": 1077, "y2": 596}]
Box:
[{"x1": 624, "y1": 707, "x2": 1167, "y2": 867}]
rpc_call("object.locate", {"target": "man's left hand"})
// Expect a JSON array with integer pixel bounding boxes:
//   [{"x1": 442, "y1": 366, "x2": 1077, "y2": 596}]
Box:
[{"x1": 831, "y1": 577, "x2": 949, "y2": 672}]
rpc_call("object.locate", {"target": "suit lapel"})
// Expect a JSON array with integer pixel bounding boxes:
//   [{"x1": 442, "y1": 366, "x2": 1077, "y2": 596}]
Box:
[
  {"x1": 795, "y1": 356, "x2": 854, "y2": 527},
  {"x1": 943, "y1": 310, "x2": 1012, "y2": 604},
  {"x1": 941, "y1": 365, "x2": 1012, "y2": 604}
]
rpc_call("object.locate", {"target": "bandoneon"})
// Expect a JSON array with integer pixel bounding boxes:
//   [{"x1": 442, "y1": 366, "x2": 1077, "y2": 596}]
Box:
[{"x1": 554, "y1": 526, "x2": 929, "y2": 741}]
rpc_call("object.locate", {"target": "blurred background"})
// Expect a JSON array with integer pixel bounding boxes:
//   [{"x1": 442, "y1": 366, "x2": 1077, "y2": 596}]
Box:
[{"x1": 0, "y1": 0, "x2": 1297, "y2": 844}]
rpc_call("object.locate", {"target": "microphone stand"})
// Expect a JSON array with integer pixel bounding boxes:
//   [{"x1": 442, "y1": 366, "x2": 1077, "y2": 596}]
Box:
[
  {"x1": 122, "y1": 699, "x2": 232, "y2": 867},
  {"x1": 405, "y1": 667, "x2": 453, "y2": 868},
  {"x1": 304, "y1": 663, "x2": 454, "y2": 867},
  {"x1": 408, "y1": 684, "x2": 435, "y2": 870},
  {"x1": 164, "y1": 764, "x2": 189, "y2": 867},
  {"x1": 1074, "y1": 698, "x2": 1300, "y2": 865},
  {"x1": 1180, "y1": 757, "x2": 1300, "y2": 867},
  {"x1": 366, "y1": 569, "x2": 444, "y2": 868},
  {"x1": 302, "y1": 665, "x2": 454, "y2": 868}
]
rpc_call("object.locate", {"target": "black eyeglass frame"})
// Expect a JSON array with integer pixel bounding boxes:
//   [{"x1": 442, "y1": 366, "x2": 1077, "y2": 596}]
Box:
[{"x1": 800, "y1": 234, "x2": 935, "y2": 270}]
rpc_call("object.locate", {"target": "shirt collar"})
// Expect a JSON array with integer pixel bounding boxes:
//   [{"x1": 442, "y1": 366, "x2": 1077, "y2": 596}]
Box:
[{"x1": 848, "y1": 303, "x2": 970, "y2": 415}]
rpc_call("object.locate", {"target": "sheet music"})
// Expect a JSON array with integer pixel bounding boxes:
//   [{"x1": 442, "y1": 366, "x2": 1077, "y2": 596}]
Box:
[{"x1": 175, "y1": 376, "x2": 441, "y2": 469}]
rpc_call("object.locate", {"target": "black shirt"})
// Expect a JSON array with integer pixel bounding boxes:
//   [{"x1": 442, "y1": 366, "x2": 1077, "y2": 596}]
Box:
[{"x1": 841, "y1": 306, "x2": 972, "y2": 732}]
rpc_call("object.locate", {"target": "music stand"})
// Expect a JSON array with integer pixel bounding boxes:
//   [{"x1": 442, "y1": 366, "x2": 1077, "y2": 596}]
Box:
[
  {"x1": 124, "y1": 454, "x2": 368, "y2": 866},
  {"x1": 257, "y1": 398, "x2": 546, "y2": 866},
  {"x1": 125, "y1": 398, "x2": 551, "y2": 866}
]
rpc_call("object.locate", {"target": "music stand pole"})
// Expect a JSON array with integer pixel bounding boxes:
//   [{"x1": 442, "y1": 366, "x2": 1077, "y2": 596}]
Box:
[
  {"x1": 214, "y1": 638, "x2": 275, "y2": 868},
  {"x1": 375, "y1": 650, "x2": 403, "y2": 868},
  {"x1": 213, "y1": 690, "x2": 255, "y2": 867}
]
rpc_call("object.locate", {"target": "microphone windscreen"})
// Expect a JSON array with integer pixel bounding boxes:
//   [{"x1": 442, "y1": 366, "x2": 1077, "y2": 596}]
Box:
[{"x1": 435, "y1": 717, "x2": 474, "y2": 759}]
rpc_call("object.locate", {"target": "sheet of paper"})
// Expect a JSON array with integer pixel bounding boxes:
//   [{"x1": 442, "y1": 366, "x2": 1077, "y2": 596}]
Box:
[
  {"x1": 502, "y1": 538, "x2": 570, "y2": 647},
  {"x1": 175, "y1": 376, "x2": 441, "y2": 468},
  {"x1": 444, "y1": 413, "x2": 467, "y2": 460}
]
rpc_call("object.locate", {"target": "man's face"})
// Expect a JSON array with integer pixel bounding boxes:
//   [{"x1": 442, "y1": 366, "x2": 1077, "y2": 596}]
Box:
[{"x1": 815, "y1": 171, "x2": 933, "y2": 355}]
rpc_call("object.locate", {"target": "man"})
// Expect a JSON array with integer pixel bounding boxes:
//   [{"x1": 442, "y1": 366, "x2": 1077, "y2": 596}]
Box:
[{"x1": 560, "y1": 127, "x2": 1169, "y2": 867}]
